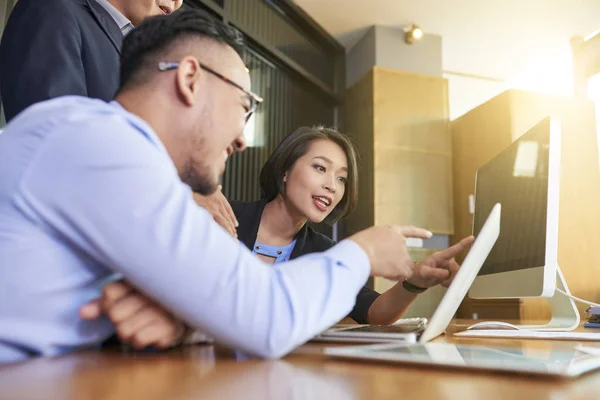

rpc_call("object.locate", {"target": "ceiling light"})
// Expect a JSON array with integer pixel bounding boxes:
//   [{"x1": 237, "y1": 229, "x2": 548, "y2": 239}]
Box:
[{"x1": 404, "y1": 24, "x2": 423, "y2": 45}]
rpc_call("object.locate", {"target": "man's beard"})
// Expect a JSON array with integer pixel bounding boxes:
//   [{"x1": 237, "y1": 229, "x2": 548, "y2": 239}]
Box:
[{"x1": 181, "y1": 164, "x2": 218, "y2": 196}]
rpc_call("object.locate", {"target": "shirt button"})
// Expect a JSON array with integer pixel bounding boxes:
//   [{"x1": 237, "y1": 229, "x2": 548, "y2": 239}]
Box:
[
  {"x1": 255, "y1": 245, "x2": 260, "y2": 250},
  {"x1": 277, "y1": 250, "x2": 282, "y2": 255}
]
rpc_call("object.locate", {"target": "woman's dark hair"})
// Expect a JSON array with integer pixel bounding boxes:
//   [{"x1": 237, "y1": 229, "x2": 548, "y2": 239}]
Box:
[{"x1": 259, "y1": 126, "x2": 359, "y2": 224}]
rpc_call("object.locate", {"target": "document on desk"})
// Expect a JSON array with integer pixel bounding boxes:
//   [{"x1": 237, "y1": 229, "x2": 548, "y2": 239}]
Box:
[{"x1": 455, "y1": 330, "x2": 600, "y2": 341}]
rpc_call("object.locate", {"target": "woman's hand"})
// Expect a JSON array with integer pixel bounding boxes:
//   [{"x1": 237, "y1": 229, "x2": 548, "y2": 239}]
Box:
[{"x1": 406, "y1": 236, "x2": 474, "y2": 289}]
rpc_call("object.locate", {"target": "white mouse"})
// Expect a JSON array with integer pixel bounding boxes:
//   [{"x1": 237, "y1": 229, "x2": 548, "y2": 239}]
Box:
[{"x1": 466, "y1": 321, "x2": 521, "y2": 330}]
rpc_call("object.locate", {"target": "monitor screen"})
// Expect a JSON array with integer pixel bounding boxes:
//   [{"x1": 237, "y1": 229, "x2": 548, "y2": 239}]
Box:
[{"x1": 473, "y1": 119, "x2": 551, "y2": 276}]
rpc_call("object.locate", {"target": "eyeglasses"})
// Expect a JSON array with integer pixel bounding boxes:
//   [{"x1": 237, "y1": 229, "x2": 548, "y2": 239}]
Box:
[{"x1": 158, "y1": 61, "x2": 263, "y2": 122}]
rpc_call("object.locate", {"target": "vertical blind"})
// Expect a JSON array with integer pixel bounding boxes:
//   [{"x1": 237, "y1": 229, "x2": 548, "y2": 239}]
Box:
[{"x1": 222, "y1": 47, "x2": 335, "y2": 201}]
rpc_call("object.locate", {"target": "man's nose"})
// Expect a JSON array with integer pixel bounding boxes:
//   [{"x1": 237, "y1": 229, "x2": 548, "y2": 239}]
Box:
[{"x1": 233, "y1": 135, "x2": 246, "y2": 153}]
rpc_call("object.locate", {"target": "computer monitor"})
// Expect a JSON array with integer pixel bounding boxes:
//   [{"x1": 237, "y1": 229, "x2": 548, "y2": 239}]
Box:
[{"x1": 469, "y1": 117, "x2": 561, "y2": 299}]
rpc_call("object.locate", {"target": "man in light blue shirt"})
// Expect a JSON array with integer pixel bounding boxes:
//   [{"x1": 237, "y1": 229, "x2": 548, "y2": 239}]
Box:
[{"x1": 0, "y1": 10, "x2": 431, "y2": 363}]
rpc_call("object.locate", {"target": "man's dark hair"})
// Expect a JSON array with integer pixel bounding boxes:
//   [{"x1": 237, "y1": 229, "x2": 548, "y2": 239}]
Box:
[
  {"x1": 259, "y1": 126, "x2": 359, "y2": 224},
  {"x1": 118, "y1": 9, "x2": 244, "y2": 92}
]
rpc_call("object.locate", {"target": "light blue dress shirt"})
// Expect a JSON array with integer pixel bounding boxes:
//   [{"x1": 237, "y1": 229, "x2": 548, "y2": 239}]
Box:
[
  {"x1": 252, "y1": 239, "x2": 297, "y2": 263},
  {"x1": 0, "y1": 97, "x2": 370, "y2": 363}
]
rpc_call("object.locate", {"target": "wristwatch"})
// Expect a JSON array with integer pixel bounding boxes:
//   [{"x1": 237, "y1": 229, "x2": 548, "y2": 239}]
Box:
[{"x1": 402, "y1": 280, "x2": 428, "y2": 294}]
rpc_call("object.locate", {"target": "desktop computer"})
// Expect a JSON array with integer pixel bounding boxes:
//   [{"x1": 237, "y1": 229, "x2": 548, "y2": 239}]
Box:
[{"x1": 468, "y1": 117, "x2": 580, "y2": 331}]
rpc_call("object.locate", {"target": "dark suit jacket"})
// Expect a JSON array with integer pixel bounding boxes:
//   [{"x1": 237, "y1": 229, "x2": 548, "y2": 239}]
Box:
[
  {"x1": 0, "y1": 0, "x2": 123, "y2": 122},
  {"x1": 231, "y1": 199, "x2": 380, "y2": 324}
]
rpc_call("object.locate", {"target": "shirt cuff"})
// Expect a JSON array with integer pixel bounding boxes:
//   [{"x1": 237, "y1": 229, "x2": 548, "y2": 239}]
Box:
[
  {"x1": 325, "y1": 239, "x2": 371, "y2": 284},
  {"x1": 183, "y1": 330, "x2": 215, "y2": 345}
]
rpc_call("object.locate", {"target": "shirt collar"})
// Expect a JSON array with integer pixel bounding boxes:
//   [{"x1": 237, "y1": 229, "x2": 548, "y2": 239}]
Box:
[
  {"x1": 108, "y1": 101, "x2": 170, "y2": 157},
  {"x1": 94, "y1": 0, "x2": 133, "y2": 35}
]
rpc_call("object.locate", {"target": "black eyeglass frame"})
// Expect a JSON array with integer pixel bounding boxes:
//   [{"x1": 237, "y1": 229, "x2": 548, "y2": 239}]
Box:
[{"x1": 158, "y1": 61, "x2": 263, "y2": 121}]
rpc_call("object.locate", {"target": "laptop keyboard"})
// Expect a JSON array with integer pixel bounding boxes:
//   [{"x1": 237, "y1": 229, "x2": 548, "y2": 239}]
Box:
[{"x1": 343, "y1": 324, "x2": 425, "y2": 334}]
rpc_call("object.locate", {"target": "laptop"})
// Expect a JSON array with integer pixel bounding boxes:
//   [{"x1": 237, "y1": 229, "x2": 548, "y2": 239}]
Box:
[
  {"x1": 315, "y1": 203, "x2": 501, "y2": 344},
  {"x1": 313, "y1": 319, "x2": 425, "y2": 344}
]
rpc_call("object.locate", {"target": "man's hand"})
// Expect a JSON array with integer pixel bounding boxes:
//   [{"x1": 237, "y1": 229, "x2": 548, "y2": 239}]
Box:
[
  {"x1": 193, "y1": 185, "x2": 238, "y2": 237},
  {"x1": 79, "y1": 281, "x2": 186, "y2": 350},
  {"x1": 407, "y1": 236, "x2": 475, "y2": 289},
  {"x1": 348, "y1": 225, "x2": 433, "y2": 281}
]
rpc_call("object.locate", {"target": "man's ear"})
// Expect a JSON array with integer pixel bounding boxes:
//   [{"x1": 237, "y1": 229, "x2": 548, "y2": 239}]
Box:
[
  {"x1": 283, "y1": 172, "x2": 288, "y2": 182},
  {"x1": 175, "y1": 56, "x2": 202, "y2": 107}
]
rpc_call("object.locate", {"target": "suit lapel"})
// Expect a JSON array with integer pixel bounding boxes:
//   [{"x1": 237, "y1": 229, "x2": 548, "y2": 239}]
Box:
[
  {"x1": 83, "y1": 0, "x2": 123, "y2": 54},
  {"x1": 237, "y1": 200, "x2": 268, "y2": 251},
  {"x1": 290, "y1": 224, "x2": 309, "y2": 260},
  {"x1": 237, "y1": 198, "x2": 310, "y2": 259}
]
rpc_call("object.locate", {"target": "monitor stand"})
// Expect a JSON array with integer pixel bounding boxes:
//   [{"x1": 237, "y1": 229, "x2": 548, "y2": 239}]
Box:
[{"x1": 515, "y1": 265, "x2": 580, "y2": 331}]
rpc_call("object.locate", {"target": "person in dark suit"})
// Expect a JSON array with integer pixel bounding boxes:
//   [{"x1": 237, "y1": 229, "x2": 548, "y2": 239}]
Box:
[
  {"x1": 0, "y1": 0, "x2": 182, "y2": 123},
  {"x1": 0, "y1": 0, "x2": 243, "y2": 235}
]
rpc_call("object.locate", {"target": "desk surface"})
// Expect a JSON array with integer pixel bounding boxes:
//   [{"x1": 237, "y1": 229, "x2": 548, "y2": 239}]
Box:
[{"x1": 2, "y1": 320, "x2": 600, "y2": 400}]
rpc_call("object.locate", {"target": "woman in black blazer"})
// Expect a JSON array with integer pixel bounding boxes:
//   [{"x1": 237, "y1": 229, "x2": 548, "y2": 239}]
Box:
[
  {"x1": 79, "y1": 126, "x2": 474, "y2": 346},
  {"x1": 231, "y1": 126, "x2": 474, "y2": 325}
]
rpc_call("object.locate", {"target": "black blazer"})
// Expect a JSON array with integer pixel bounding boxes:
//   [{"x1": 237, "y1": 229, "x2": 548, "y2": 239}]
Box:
[
  {"x1": 0, "y1": 0, "x2": 123, "y2": 122},
  {"x1": 231, "y1": 199, "x2": 380, "y2": 324}
]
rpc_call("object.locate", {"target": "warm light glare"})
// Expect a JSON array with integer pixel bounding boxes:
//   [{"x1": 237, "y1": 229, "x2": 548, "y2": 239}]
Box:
[
  {"x1": 243, "y1": 113, "x2": 257, "y2": 147},
  {"x1": 412, "y1": 28, "x2": 423, "y2": 39},
  {"x1": 243, "y1": 113, "x2": 265, "y2": 148},
  {"x1": 584, "y1": 29, "x2": 600, "y2": 42},
  {"x1": 504, "y1": 49, "x2": 573, "y2": 96},
  {"x1": 513, "y1": 141, "x2": 539, "y2": 178},
  {"x1": 587, "y1": 74, "x2": 600, "y2": 170}
]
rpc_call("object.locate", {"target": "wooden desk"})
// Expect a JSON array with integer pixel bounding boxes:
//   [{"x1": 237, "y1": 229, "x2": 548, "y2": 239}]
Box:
[{"x1": 2, "y1": 321, "x2": 600, "y2": 400}]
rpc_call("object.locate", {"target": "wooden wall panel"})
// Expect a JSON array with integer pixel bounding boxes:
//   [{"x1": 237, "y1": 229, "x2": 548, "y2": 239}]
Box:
[
  {"x1": 345, "y1": 67, "x2": 453, "y2": 298},
  {"x1": 373, "y1": 67, "x2": 453, "y2": 233},
  {"x1": 374, "y1": 148, "x2": 453, "y2": 233}
]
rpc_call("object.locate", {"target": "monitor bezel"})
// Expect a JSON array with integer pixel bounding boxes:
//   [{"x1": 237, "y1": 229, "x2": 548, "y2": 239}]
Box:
[{"x1": 469, "y1": 117, "x2": 561, "y2": 299}]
